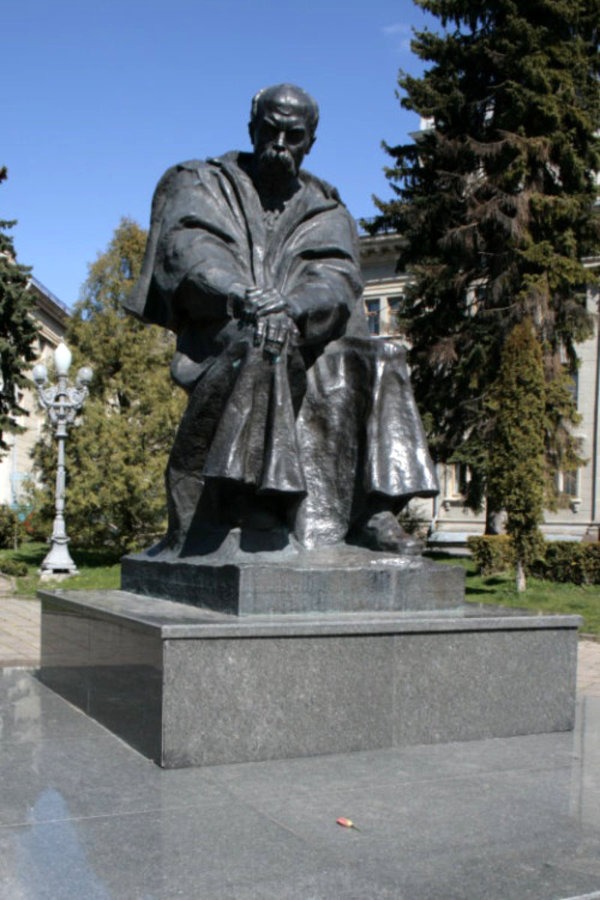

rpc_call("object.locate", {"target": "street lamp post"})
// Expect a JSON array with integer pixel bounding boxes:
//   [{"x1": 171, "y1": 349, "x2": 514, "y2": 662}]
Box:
[{"x1": 32, "y1": 342, "x2": 92, "y2": 576}]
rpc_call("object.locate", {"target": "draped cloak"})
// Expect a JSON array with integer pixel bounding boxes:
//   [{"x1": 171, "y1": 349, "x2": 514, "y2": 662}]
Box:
[{"x1": 125, "y1": 152, "x2": 438, "y2": 551}]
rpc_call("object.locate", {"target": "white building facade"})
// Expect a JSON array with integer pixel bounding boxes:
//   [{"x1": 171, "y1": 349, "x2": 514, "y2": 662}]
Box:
[{"x1": 0, "y1": 278, "x2": 68, "y2": 508}]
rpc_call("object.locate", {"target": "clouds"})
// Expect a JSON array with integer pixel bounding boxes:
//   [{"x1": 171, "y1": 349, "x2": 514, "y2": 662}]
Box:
[{"x1": 382, "y1": 21, "x2": 413, "y2": 52}]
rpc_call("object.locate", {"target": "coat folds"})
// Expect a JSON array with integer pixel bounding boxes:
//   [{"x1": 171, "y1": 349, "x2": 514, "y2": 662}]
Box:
[{"x1": 126, "y1": 152, "x2": 438, "y2": 552}]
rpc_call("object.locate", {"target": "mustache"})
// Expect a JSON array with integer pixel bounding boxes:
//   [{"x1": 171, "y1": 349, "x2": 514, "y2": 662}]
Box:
[{"x1": 259, "y1": 147, "x2": 295, "y2": 174}]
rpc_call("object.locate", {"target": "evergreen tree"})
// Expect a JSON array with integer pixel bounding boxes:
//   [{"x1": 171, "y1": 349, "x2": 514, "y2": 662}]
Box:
[
  {"x1": 371, "y1": 0, "x2": 600, "y2": 523},
  {"x1": 0, "y1": 167, "x2": 39, "y2": 454},
  {"x1": 31, "y1": 219, "x2": 186, "y2": 553},
  {"x1": 487, "y1": 320, "x2": 546, "y2": 590}
]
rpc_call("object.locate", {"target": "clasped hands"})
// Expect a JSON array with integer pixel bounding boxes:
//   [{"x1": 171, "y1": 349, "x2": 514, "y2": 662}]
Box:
[{"x1": 229, "y1": 285, "x2": 299, "y2": 360}]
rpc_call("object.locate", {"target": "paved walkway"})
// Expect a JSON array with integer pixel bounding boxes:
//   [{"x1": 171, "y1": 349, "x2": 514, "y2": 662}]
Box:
[
  {"x1": 578, "y1": 636, "x2": 600, "y2": 696},
  {"x1": 1, "y1": 595, "x2": 599, "y2": 695},
  {"x1": 0, "y1": 597, "x2": 41, "y2": 667}
]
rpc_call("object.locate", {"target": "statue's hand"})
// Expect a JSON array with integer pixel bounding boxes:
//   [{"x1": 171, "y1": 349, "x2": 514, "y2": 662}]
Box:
[
  {"x1": 227, "y1": 284, "x2": 261, "y2": 323},
  {"x1": 254, "y1": 312, "x2": 299, "y2": 360},
  {"x1": 229, "y1": 286, "x2": 299, "y2": 358},
  {"x1": 231, "y1": 286, "x2": 297, "y2": 322},
  {"x1": 254, "y1": 287, "x2": 288, "y2": 318}
]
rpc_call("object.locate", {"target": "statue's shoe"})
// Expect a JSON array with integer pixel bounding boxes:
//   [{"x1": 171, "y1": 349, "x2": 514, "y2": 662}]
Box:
[{"x1": 349, "y1": 511, "x2": 423, "y2": 555}]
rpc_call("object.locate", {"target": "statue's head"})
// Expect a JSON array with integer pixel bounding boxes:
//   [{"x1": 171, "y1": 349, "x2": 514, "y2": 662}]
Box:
[{"x1": 249, "y1": 84, "x2": 319, "y2": 185}]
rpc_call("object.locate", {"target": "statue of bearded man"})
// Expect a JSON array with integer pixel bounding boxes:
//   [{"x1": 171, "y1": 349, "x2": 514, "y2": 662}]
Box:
[{"x1": 124, "y1": 83, "x2": 438, "y2": 557}]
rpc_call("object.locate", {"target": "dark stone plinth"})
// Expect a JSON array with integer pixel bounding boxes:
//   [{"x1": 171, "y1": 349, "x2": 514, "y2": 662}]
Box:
[
  {"x1": 121, "y1": 545, "x2": 466, "y2": 616},
  {"x1": 38, "y1": 588, "x2": 580, "y2": 769}
]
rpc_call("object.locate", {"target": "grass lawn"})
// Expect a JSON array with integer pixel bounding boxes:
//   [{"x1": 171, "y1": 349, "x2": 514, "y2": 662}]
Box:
[
  {"x1": 427, "y1": 552, "x2": 600, "y2": 635},
  {"x1": 1, "y1": 543, "x2": 599, "y2": 636},
  {"x1": 0, "y1": 542, "x2": 121, "y2": 596}
]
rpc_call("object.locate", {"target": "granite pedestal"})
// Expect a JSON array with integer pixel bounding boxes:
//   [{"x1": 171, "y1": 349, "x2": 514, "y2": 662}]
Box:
[
  {"x1": 121, "y1": 545, "x2": 466, "y2": 615},
  {"x1": 38, "y1": 586, "x2": 580, "y2": 769}
]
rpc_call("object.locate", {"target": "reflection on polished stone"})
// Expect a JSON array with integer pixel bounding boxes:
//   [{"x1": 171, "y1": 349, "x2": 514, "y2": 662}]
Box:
[
  {"x1": 39, "y1": 665, "x2": 162, "y2": 761},
  {"x1": 1, "y1": 669, "x2": 600, "y2": 899},
  {"x1": 41, "y1": 600, "x2": 162, "y2": 668},
  {"x1": 39, "y1": 597, "x2": 164, "y2": 761},
  {"x1": 14, "y1": 789, "x2": 112, "y2": 899}
]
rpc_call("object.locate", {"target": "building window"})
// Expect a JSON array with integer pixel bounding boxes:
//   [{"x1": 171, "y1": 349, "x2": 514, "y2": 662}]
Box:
[
  {"x1": 554, "y1": 468, "x2": 580, "y2": 511},
  {"x1": 387, "y1": 295, "x2": 403, "y2": 334},
  {"x1": 365, "y1": 298, "x2": 381, "y2": 335},
  {"x1": 556, "y1": 469, "x2": 578, "y2": 499},
  {"x1": 562, "y1": 470, "x2": 578, "y2": 497},
  {"x1": 444, "y1": 463, "x2": 470, "y2": 499}
]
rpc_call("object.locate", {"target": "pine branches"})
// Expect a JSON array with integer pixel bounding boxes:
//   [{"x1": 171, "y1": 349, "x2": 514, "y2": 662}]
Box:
[
  {"x1": 373, "y1": 0, "x2": 600, "y2": 515},
  {"x1": 0, "y1": 168, "x2": 39, "y2": 454}
]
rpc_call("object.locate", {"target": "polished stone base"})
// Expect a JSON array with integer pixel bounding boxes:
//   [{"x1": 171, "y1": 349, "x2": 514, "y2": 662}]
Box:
[
  {"x1": 39, "y1": 589, "x2": 580, "y2": 769},
  {"x1": 121, "y1": 544, "x2": 466, "y2": 615},
  {"x1": 5, "y1": 668, "x2": 600, "y2": 900}
]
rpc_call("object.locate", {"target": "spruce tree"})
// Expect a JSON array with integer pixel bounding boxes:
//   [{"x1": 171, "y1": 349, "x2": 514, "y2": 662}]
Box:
[
  {"x1": 0, "y1": 167, "x2": 39, "y2": 454},
  {"x1": 31, "y1": 219, "x2": 186, "y2": 553},
  {"x1": 487, "y1": 320, "x2": 546, "y2": 590},
  {"x1": 371, "y1": 0, "x2": 600, "y2": 523}
]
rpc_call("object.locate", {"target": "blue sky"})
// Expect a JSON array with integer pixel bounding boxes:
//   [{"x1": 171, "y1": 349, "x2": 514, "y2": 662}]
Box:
[{"x1": 3, "y1": 0, "x2": 434, "y2": 307}]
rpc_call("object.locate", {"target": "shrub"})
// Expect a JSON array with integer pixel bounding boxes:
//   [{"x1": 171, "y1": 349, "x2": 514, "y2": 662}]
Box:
[
  {"x1": 583, "y1": 544, "x2": 600, "y2": 583},
  {"x1": 467, "y1": 535, "x2": 516, "y2": 575},
  {"x1": 0, "y1": 558, "x2": 28, "y2": 577},
  {"x1": 0, "y1": 505, "x2": 20, "y2": 549},
  {"x1": 21, "y1": 507, "x2": 50, "y2": 542},
  {"x1": 469, "y1": 535, "x2": 600, "y2": 584},
  {"x1": 531, "y1": 542, "x2": 600, "y2": 585}
]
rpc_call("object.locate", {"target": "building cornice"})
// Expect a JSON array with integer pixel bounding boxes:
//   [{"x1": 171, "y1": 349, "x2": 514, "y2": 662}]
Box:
[
  {"x1": 359, "y1": 232, "x2": 406, "y2": 260},
  {"x1": 28, "y1": 277, "x2": 69, "y2": 328}
]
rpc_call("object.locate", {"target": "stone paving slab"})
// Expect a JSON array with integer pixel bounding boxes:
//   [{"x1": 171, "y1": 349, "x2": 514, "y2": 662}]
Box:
[
  {"x1": 578, "y1": 637, "x2": 600, "y2": 696},
  {"x1": 0, "y1": 597, "x2": 40, "y2": 667},
  {"x1": 0, "y1": 595, "x2": 599, "y2": 696},
  {"x1": 1, "y1": 668, "x2": 599, "y2": 900}
]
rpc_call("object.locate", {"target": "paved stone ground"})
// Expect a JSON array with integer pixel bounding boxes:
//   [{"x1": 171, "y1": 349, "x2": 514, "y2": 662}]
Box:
[
  {"x1": 1, "y1": 669, "x2": 600, "y2": 899},
  {"x1": 577, "y1": 636, "x2": 600, "y2": 696},
  {"x1": 0, "y1": 597, "x2": 41, "y2": 667},
  {"x1": 0, "y1": 595, "x2": 599, "y2": 695},
  {"x1": 1, "y1": 594, "x2": 600, "y2": 898}
]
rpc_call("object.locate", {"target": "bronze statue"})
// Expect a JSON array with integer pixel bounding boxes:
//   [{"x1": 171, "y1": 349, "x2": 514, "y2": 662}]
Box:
[{"x1": 125, "y1": 84, "x2": 438, "y2": 557}]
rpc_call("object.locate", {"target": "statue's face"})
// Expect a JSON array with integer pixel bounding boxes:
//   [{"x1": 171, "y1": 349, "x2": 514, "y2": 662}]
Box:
[{"x1": 252, "y1": 102, "x2": 314, "y2": 185}]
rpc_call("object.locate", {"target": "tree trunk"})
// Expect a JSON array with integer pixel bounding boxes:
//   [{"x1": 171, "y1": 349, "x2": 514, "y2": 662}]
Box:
[
  {"x1": 485, "y1": 503, "x2": 502, "y2": 535},
  {"x1": 515, "y1": 558, "x2": 526, "y2": 592}
]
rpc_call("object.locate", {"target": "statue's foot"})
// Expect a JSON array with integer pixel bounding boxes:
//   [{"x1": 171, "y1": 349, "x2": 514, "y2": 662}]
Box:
[
  {"x1": 350, "y1": 511, "x2": 423, "y2": 555},
  {"x1": 143, "y1": 532, "x2": 185, "y2": 559}
]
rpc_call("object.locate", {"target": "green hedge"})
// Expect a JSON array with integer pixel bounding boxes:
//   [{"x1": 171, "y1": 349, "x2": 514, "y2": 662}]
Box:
[
  {"x1": 467, "y1": 535, "x2": 516, "y2": 575},
  {"x1": 0, "y1": 558, "x2": 28, "y2": 577},
  {"x1": 468, "y1": 535, "x2": 600, "y2": 584},
  {"x1": 531, "y1": 542, "x2": 600, "y2": 585},
  {"x1": 0, "y1": 505, "x2": 20, "y2": 550}
]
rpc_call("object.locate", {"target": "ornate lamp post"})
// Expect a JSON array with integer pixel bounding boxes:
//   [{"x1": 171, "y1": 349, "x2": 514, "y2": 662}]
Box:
[{"x1": 32, "y1": 342, "x2": 92, "y2": 576}]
